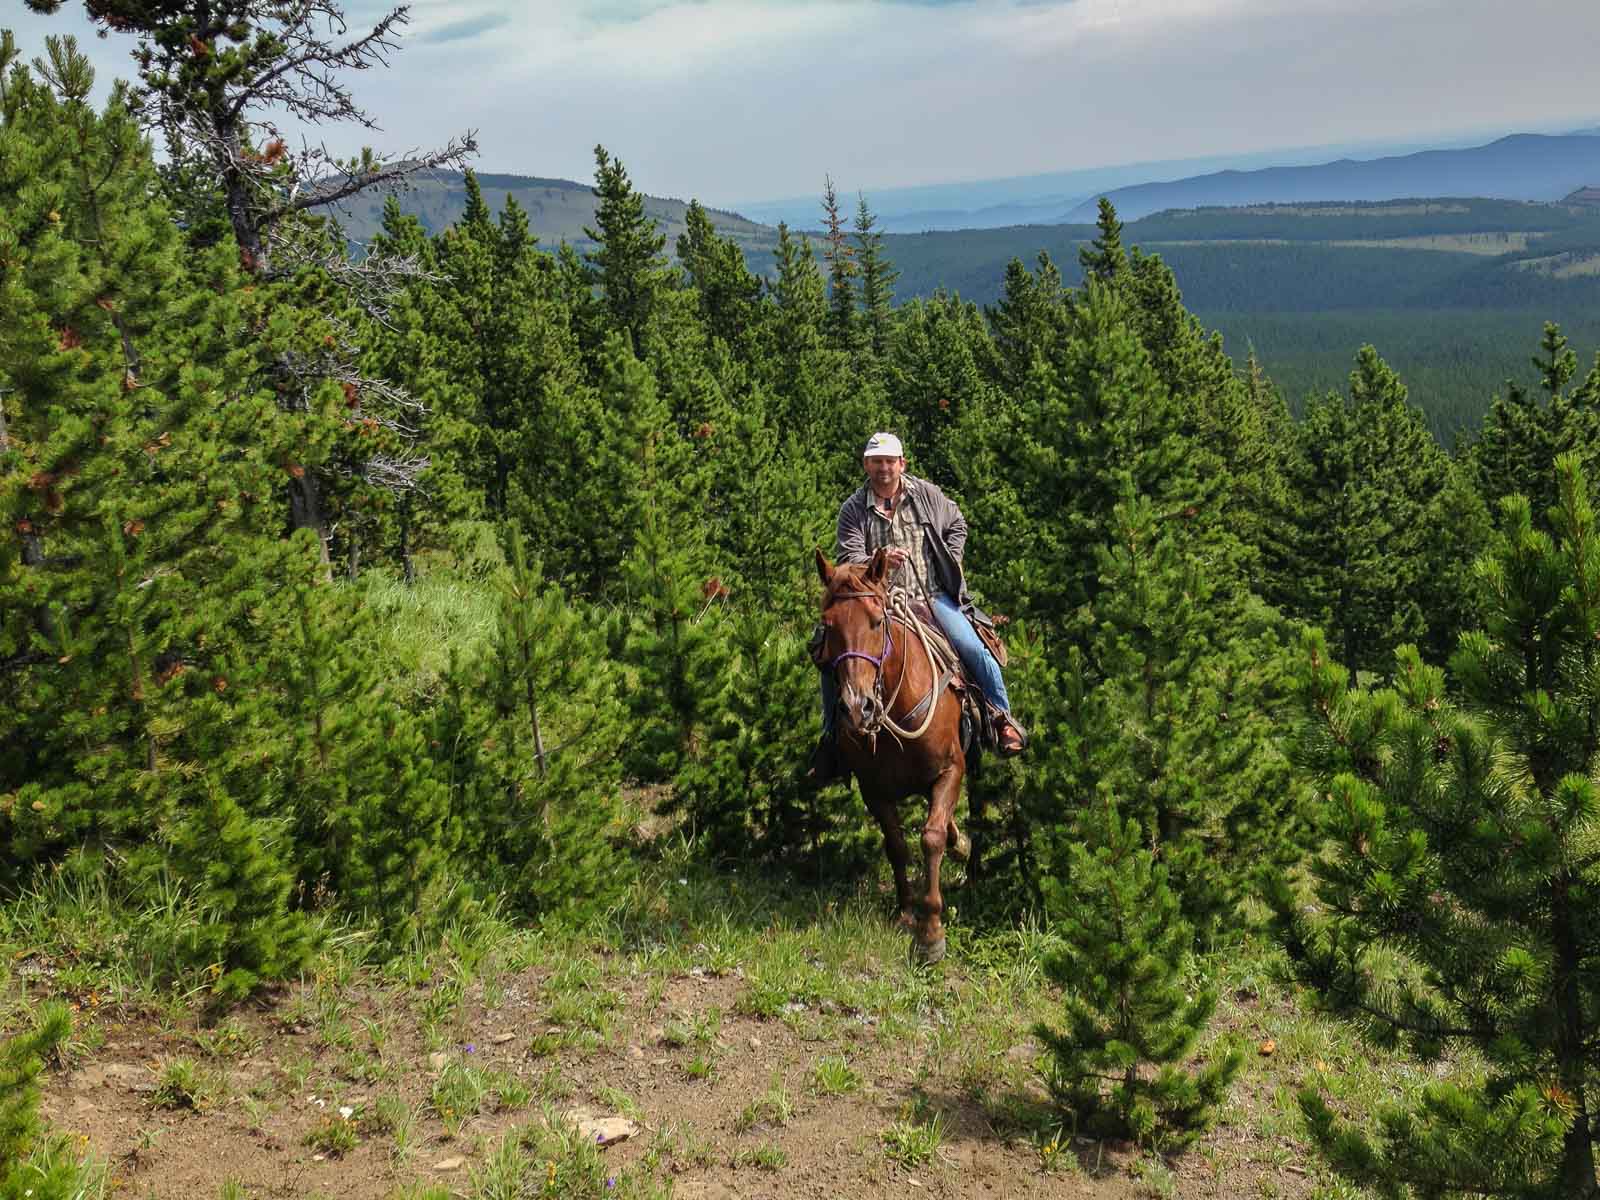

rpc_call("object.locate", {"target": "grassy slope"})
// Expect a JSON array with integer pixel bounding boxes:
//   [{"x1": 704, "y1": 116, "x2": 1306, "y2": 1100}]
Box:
[
  {"x1": 10, "y1": 844, "x2": 1450, "y2": 1200},
  {"x1": 332, "y1": 171, "x2": 771, "y2": 252},
  {"x1": 4, "y1": 567, "x2": 1467, "y2": 1200}
]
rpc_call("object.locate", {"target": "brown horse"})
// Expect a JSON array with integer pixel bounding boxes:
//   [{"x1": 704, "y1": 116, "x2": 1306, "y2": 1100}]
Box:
[{"x1": 814, "y1": 546, "x2": 968, "y2": 964}]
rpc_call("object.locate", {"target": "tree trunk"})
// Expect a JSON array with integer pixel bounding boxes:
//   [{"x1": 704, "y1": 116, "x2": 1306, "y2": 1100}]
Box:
[{"x1": 288, "y1": 473, "x2": 334, "y2": 581}]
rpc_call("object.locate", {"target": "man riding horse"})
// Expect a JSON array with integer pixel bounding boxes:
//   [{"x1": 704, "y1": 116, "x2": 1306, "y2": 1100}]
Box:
[{"x1": 806, "y1": 431, "x2": 1027, "y2": 785}]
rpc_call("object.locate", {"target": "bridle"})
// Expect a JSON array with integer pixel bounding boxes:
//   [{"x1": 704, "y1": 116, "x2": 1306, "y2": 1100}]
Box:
[
  {"x1": 821, "y1": 584, "x2": 950, "y2": 743},
  {"x1": 821, "y1": 586, "x2": 899, "y2": 740}
]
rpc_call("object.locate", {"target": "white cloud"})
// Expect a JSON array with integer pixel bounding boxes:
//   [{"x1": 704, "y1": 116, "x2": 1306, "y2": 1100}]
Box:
[{"x1": 6, "y1": 0, "x2": 1599, "y2": 206}]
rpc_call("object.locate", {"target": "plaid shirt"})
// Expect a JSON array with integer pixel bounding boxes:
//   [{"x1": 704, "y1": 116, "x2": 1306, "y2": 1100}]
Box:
[{"x1": 863, "y1": 485, "x2": 936, "y2": 602}]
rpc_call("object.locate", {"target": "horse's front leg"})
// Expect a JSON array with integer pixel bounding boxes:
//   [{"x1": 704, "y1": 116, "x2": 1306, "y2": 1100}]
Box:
[
  {"x1": 862, "y1": 784, "x2": 916, "y2": 929},
  {"x1": 913, "y1": 761, "x2": 964, "y2": 964}
]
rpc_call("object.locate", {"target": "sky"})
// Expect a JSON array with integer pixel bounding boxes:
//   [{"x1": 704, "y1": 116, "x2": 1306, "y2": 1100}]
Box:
[{"x1": 7, "y1": 0, "x2": 1600, "y2": 209}]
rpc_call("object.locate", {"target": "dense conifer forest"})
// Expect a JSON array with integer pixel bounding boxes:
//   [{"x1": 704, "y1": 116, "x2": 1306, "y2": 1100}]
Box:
[{"x1": 6, "y1": 6, "x2": 1600, "y2": 1196}]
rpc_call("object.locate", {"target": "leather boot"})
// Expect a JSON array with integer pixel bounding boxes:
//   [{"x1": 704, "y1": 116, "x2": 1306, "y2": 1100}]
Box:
[{"x1": 802, "y1": 732, "x2": 844, "y2": 788}]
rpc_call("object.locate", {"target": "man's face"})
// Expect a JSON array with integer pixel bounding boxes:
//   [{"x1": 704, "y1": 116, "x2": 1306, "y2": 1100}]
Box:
[{"x1": 864, "y1": 454, "x2": 905, "y2": 493}]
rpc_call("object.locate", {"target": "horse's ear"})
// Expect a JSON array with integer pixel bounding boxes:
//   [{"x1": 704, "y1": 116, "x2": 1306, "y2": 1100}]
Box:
[
  {"x1": 866, "y1": 547, "x2": 888, "y2": 584},
  {"x1": 815, "y1": 547, "x2": 833, "y2": 585}
]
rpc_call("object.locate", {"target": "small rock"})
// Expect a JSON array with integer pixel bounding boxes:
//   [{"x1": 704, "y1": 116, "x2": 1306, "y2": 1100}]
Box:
[
  {"x1": 747, "y1": 1036, "x2": 762, "y2": 1050},
  {"x1": 427, "y1": 1051, "x2": 449, "y2": 1072},
  {"x1": 674, "y1": 1181, "x2": 741, "y2": 1200},
  {"x1": 433, "y1": 1156, "x2": 466, "y2": 1171},
  {"x1": 562, "y1": 1108, "x2": 638, "y2": 1147},
  {"x1": 491, "y1": 1032, "x2": 516, "y2": 1045},
  {"x1": 312, "y1": 1153, "x2": 326, "y2": 1162},
  {"x1": 627, "y1": 1046, "x2": 644, "y2": 1061},
  {"x1": 1259, "y1": 1039, "x2": 1276, "y2": 1057}
]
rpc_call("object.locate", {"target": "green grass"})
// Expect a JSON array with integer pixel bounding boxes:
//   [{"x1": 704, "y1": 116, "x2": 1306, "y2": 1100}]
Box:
[
  {"x1": 880, "y1": 1105, "x2": 946, "y2": 1169},
  {"x1": 151, "y1": 1058, "x2": 218, "y2": 1111},
  {"x1": 809, "y1": 1055, "x2": 862, "y2": 1097},
  {"x1": 302, "y1": 1114, "x2": 359, "y2": 1157},
  {"x1": 734, "y1": 1071, "x2": 795, "y2": 1132},
  {"x1": 354, "y1": 564, "x2": 501, "y2": 695}
]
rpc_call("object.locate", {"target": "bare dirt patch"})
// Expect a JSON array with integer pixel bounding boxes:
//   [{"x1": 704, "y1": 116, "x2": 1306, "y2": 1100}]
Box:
[{"x1": 29, "y1": 917, "x2": 1340, "y2": 1200}]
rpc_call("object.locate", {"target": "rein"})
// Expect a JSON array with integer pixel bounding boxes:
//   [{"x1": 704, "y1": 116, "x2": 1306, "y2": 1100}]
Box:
[{"x1": 825, "y1": 585, "x2": 956, "y2": 743}]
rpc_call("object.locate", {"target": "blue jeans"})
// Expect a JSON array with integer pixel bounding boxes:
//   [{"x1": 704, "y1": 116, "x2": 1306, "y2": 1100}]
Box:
[{"x1": 819, "y1": 592, "x2": 1010, "y2": 735}]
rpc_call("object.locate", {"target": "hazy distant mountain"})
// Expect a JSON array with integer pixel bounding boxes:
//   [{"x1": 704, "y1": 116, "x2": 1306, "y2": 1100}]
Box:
[
  {"x1": 1064, "y1": 135, "x2": 1600, "y2": 222},
  {"x1": 332, "y1": 170, "x2": 770, "y2": 250},
  {"x1": 732, "y1": 132, "x2": 1516, "y2": 233}
]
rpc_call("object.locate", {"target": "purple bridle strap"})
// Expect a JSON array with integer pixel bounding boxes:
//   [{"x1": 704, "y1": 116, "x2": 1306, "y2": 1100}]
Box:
[{"x1": 823, "y1": 590, "x2": 893, "y2": 673}]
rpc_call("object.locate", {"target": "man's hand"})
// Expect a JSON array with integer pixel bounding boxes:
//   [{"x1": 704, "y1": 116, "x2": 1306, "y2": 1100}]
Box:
[{"x1": 884, "y1": 548, "x2": 910, "y2": 571}]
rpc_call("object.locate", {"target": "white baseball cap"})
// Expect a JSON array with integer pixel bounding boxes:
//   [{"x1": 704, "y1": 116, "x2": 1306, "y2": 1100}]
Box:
[{"x1": 863, "y1": 432, "x2": 904, "y2": 459}]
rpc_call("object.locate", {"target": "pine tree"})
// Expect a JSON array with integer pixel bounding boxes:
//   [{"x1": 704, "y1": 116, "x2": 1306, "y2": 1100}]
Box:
[
  {"x1": 0, "y1": 1001, "x2": 87, "y2": 1200},
  {"x1": 986, "y1": 251, "x2": 1064, "y2": 393},
  {"x1": 672, "y1": 609, "x2": 831, "y2": 865},
  {"x1": 1472, "y1": 322, "x2": 1600, "y2": 532},
  {"x1": 1036, "y1": 796, "x2": 1243, "y2": 1147},
  {"x1": 360, "y1": 194, "x2": 482, "y2": 577},
  {"x1": 1269, "y1": 346, "x2": 1487, "y2": 673},
  {"x1": 820, "y1": 175, "x2": 859, "y2": 352},
  {"x1": 1270, "y1": 456, "x2": 1600, "y2": 1197},
  {"x1": 454, "y1": 534, "x2": 634, "y2": 923},
  {"x1": 1078, "y1": 198, "x2": 1129, "y2": 283},
  {"x1": 676, "y1": 198, "x2": 764, "y2": 352},
  {"x1": 885, "y1": 292, "x2": 1001, "y2": 496},
  {"x1": 1085, "y1": 493, "x2": 1300, "y2": 940},
  {"x1": 1004, "y1": 280, "x2": 1200, "y2": 635},
  {"x1": 584, "y1": 145, "x2": 670, "y2": 352},
  {"x1": 621, "y1": 481, "x2": 729, "y2": 784},
  {"x1": 1, "y1": 40, "x2": 324, "y2": 992},
  {"x1": 853, "y1": 193, "x2": 899, "y2": 359},
  {"x1": 28, "y1": 0, "x2": 476, "y2": 560}
]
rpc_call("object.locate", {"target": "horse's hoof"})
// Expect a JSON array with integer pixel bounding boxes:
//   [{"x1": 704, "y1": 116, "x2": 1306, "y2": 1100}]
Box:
[
  {"x1": 948, "y1": 829, "x2": 972, "y2": 863},
  {"x1": 910, "y1": 936, "x2": 947, "y2": 966}
]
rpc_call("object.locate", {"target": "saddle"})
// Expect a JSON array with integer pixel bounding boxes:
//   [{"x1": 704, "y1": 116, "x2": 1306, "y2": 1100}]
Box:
[{"x1": 901, "y1": 597, "x2": 1008, "y2": 759}]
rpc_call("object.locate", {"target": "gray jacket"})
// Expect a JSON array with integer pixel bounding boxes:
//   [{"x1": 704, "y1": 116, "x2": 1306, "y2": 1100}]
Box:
[{"x1": 835, "y1": 475, "x2": 972, "y2": 609}]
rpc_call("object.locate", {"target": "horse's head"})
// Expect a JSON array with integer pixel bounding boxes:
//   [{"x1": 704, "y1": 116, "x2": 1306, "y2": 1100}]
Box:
[{"x1": 815, "y1": 547, "x2": 893, "y2": 736}]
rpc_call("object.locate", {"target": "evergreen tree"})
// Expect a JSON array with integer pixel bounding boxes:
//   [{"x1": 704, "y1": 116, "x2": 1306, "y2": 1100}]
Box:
[
  {"x1": 584, "y1": 145, "x2": 670, "y2": 352},
  {"x1": 1270, "y1": 456, "x2": 1600, "y2": 1197},
  {"x1": 1036, "y1": 796, "x2": 1243, "y2": 1146},
  {"x1": 986, "y1": 251, "x2": 1064, "y2": 393},
  {"x1": 1084, "y1": 494, "x2": 1301, "y2": 939},
  {"x1": 621, "y1": 478, "x2": 728, "y2": 784},
  {"x1": 1268, "y1": 346, "x2": 1487, "y2": 673},
  {"x1": 677, "y1": 198, "x2": 764, "y2": 352},
  {"x1": 673, "y1": 610, "x2": 831, "y2": 865},
  {"x1": 1004, "y1": 280, "x2": 1201, "y2": 635},
  {"x1": 359, "y1": 194, "x2": 482, "y2": 577},
  {"x1": 1471, "y1": 322, "x2": 1600, "y2": 532},
  {"x1": 0, "y1": 1001, "x2": 87, "y2": 1200},
  {"x1": 820, "y1": 175, "x2": 859, "y2": 351},
  {"x1": 27, "y1": 0, "x2": 476, "y2": 561},
  {"x1": 450, "y1": 535, "x2": 634, "y2": 923},
  {"x1": 266, "y1": 577, "x2": 451, "y2": 951},
  {"x1": 1079, "y1": 198, "x2": 1129, "y2": 283},
  {"x1": 853, "y1": 193, "x2": 899, "y2": 358},
  {"x1": 2, "y1": 39, "x2": 319, "y2": 989}
]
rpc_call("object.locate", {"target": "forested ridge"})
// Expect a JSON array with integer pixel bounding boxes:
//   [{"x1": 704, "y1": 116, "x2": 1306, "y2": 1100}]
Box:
[
  {"x1": 346, "y1": 170, "x2": 1600, "y2": 436},
  {"x1": 7, "y1": 6, "x2": 1600, "y2": 1197}
]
